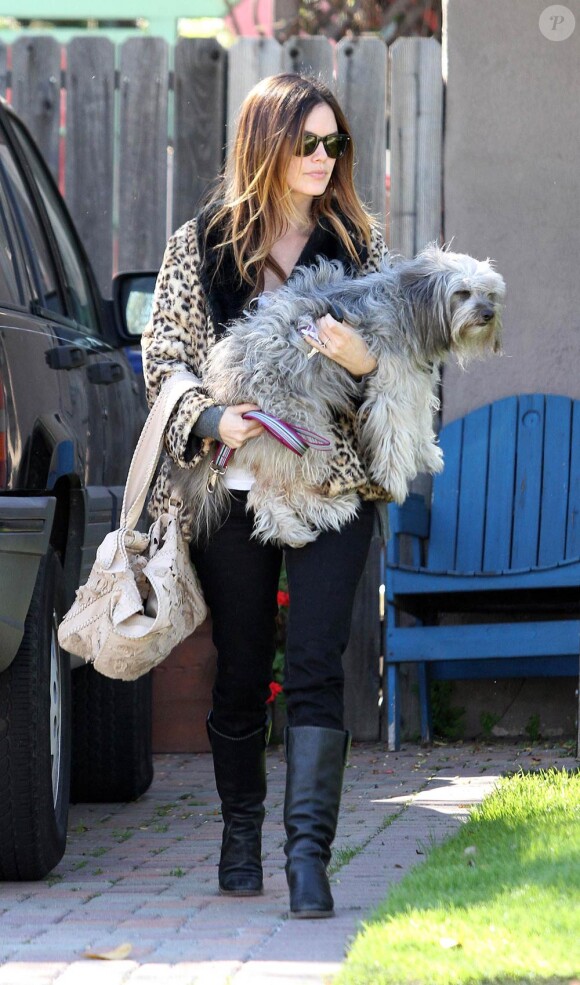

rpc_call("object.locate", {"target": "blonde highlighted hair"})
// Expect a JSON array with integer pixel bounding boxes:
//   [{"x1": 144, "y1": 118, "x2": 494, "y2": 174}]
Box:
[{"x1": 204, "y1": 73, "x2": 375, "y2": 289}]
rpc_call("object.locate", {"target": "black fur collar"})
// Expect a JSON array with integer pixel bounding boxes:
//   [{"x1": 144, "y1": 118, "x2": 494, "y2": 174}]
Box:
[{"x1": 196, "y1": 205, "x2": 368, "y2": 337}]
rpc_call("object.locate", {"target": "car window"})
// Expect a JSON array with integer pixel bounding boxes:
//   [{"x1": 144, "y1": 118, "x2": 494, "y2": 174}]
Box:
[
  {"x1": 0, "y1": 134, "x2": 64, "y2": 317},
  {"x1": 0, "y1": 181, "x2": 26, "y2": 306},
  {"x1": 9, "y1": 118, "x2": 100, "y2": 335}
]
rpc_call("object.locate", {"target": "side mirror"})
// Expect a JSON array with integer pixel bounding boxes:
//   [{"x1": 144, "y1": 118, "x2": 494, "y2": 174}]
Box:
[{"x1": 112, "y1": 271, "x2": 157, "y2": 344}]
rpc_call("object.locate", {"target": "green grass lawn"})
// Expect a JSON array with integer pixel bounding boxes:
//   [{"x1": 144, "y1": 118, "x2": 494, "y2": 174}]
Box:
[{"x1": 335, "y1": 768, "x2": 580, "y2": 985}]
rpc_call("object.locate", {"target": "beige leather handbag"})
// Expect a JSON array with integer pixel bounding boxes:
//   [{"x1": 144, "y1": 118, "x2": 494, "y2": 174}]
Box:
[{"x1": 58, "y1": 372, "x2": 207, "y2": 681}]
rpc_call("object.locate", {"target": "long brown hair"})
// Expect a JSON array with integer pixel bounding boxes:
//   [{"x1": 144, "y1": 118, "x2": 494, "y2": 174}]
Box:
[{"x1": 204, "y1": 73, "x2": 375, "y2": 290}]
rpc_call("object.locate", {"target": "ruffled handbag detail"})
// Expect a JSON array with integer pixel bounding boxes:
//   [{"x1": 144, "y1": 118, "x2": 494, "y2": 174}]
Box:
[{"x1": 58, "y1": 372, "x2": 207, "y2": 681}]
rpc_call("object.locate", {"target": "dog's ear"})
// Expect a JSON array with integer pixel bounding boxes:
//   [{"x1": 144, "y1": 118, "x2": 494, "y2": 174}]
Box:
[
  {"x1": 397, "y1": 262, "x2": 443, "y2": 307},
  {"x1": 395, "y1": 254, "x2": 452, "y2": 355}
]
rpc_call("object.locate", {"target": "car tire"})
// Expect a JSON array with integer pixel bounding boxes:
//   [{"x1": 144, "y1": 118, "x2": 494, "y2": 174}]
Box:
[
  {"x1": 0, "y1": 548, "x2": 71, "y2": 881},
  {"x1": 70, "y1": 667, "x2": 153, "y2": 803}
]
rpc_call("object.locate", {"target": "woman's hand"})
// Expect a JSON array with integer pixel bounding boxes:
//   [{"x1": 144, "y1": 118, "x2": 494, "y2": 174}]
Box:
[
  {"x1": 218, "y1": 403, "x2": 264, "y2": 448},
  {"x1": 304, "y1": 314, "x2": 377, "y2": 378}
]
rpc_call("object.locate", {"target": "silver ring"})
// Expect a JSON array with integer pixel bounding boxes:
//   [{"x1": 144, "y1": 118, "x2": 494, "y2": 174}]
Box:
[{"x1": 320, "y1": 339, "x2": 328, "y2": 349}]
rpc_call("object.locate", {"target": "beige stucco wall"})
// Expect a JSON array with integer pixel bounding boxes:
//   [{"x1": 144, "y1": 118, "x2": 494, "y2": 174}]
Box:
[
  {"x1": 405, "y1": 0, "x2": 579, "y2": 742},
  {"x1": 442, "y1": 0, "x2": 580, "y2": 424}
]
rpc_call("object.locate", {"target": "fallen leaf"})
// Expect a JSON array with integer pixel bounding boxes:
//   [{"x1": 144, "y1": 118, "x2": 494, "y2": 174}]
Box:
[
  {"x1": 439, "y1": 937, "x2": 462, "y2": 950},
  {"x1": 85, "y1": 943, "x2": 133, "y2": 960}
]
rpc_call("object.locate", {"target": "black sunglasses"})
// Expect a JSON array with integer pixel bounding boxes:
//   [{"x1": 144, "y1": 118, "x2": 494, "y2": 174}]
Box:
[{"x1": 299, "y1": 131, "x2": 350, "y2": 159}]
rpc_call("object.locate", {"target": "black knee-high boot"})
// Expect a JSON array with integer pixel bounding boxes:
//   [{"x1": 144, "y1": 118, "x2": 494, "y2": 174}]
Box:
[
  {"x1": 283, "y1": 725, "x2": 351, "y2": 919},
  {"x1": 207, "y1": 713, "x2": 270, "y2": 896}
]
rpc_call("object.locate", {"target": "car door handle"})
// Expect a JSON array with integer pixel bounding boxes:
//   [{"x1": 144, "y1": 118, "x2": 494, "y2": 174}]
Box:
[
  {"x1": 87, "y1": 362, "x2": 125, "y2": 385},
  {"x1": 45, "y1": 345, "x2": 87, "y2": 370}
]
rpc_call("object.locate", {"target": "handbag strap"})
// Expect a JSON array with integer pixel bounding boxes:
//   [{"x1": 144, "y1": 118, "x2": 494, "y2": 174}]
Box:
[{"x1": 121, "y1": 371, "x2": 200, "y2": 530}]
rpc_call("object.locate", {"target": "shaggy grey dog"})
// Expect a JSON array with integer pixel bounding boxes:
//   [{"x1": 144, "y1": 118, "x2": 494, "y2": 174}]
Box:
[{"x1": 174, "y1": 244, "x2": 505, "y2": 547}]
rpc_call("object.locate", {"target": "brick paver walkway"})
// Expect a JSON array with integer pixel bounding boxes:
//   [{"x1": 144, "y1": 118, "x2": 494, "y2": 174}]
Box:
[{"x1": 0, "y1": 741, "x2": 576, "y2": 984}]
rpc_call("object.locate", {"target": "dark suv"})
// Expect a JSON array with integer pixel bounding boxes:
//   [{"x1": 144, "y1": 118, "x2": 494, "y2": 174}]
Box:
[{"x1": 0, "y1": 98, "x2": 152, "y2": 881}]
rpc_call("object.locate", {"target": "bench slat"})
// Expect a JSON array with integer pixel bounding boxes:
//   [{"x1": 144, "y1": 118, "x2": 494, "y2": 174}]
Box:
[
  {"x1": 539, "y1": 396, "x2": 572, "y2": 566},
  {"x1": 455, "y1": 404, "x2": 490, "y2": 572},
  {"x1": 387, "y1": 620, "x2": 580, "y2": 661},
  {"x1": 389, "y1": 560, "x2": 580, "y2": 595},
  {"x1": 483, "y1": 396, "x2": 518, "y2": 571},
  {"x1": 511, "y1": 394, "x2": 545, "y2": 569},
  {"x1": 427, "y1": 416, "x2": 462, "y2": 570},
  {"x1": 430, "y1": 656, "x2": 578, "y2": 679}
]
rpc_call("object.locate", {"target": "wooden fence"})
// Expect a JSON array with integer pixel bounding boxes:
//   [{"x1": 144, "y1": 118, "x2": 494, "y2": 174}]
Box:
[
  {"x1": 0, "y1": 32, "x2": 443, "y2": 741},
  {"x1": 0, "y1": 34, "x2": 442, "y2": 293}
]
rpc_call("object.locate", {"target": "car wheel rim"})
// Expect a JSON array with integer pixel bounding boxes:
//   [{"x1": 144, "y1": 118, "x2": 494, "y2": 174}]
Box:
[{"x1": 50, "y1": 609, "x2": 62, "y2": 806}]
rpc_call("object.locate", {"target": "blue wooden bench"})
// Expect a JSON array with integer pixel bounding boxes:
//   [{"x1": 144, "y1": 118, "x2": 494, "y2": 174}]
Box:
[{"x1": 385, "y1": 394, "x2": 580, "y2": 750}]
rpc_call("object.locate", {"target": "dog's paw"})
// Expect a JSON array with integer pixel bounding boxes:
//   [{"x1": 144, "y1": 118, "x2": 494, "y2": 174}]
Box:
[
  {"x1": 420, "y1": 444, "x2": 444, "y2": 474},
  {"x1": 249, "y1": 494, "x2": 319, "y2": 548},
  {"x1": 383, "y1": 471, "x2": 410, "y2": 505}
]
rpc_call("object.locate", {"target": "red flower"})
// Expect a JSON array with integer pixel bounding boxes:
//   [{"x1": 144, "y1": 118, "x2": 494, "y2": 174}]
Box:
[
  {"x1": 277, "y1": 590, "x2": 290, "y2": 608},
  {"x1": 266, "y1": 681, "x2": 283, "y2": 704}
]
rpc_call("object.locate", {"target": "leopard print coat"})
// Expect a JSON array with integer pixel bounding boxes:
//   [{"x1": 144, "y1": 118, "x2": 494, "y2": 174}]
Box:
[{"x1": 142, "y1": 208, "x2": 390, "y2": 542}]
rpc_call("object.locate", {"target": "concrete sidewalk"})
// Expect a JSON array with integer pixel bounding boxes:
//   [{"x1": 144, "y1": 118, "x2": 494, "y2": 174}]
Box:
[{"x1": 0, "y1": 741, "x2": 576, "y2": 985}]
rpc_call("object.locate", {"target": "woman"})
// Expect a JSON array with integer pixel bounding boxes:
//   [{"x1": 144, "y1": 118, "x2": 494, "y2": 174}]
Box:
[{"x1": 142, "y1": 73, "x2": 389, "y2": 918}]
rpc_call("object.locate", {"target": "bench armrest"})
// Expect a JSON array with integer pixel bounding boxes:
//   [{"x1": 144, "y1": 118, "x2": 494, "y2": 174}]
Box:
[
  {"x1": 388, "y1": 494, "x2": 430, "y2": 538},
  {"x1": 387, "y1": 494, "x2": 430, "y2": 568}
]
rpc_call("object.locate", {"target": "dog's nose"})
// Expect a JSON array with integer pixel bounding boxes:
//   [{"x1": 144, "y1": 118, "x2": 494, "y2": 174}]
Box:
[{"x1": 480, "y1": 307, "x2": 495, "y2": 323}]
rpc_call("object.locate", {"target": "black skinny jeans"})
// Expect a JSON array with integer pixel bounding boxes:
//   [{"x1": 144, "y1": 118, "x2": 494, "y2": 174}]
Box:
[{"x1": 190, "y1": 493, "x2": 376, "y2": 737}]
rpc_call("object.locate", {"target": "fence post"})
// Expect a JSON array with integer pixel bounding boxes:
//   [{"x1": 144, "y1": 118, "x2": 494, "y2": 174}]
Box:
[
  {"x1": 11, "y1": 36, "x2": 61, "y2": 182},
  {"x1": 283, "y1": 36, "x2": 333, "y2": 85},
  {"x1": 336, "y1": 37, "x2": 387, "y2": 227},
  {"x1": 173, "y1": 37, "x2": 227, "y2": 232},
  {"x1": 66, "y1": 38, "x2": 115, "y2": 294},
  {"x1": 226, "y1": 38, "x2": 283, "y2": 149},
  {"x1": 118, "y1": 37, "x2": 169, "y2": 273},
  {"x1": 389, "y1": 37, "x2": 443, "y2": 256}
]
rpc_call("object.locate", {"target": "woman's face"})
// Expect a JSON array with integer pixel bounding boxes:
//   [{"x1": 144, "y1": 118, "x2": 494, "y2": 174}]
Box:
[{"x1": 285, "y1": 102, "x2": 339, "y2": 212}]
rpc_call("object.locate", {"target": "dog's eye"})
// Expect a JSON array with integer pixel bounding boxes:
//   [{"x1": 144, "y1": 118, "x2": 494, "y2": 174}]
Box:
[{"x1": 454, "y1": 290, "x2": 471, "y2": 301}]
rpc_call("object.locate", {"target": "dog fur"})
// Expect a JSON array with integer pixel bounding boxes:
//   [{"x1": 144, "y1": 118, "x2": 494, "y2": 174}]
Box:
[{"x1": 172, "y1": 244, "x2": 505, "y2": 547}]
